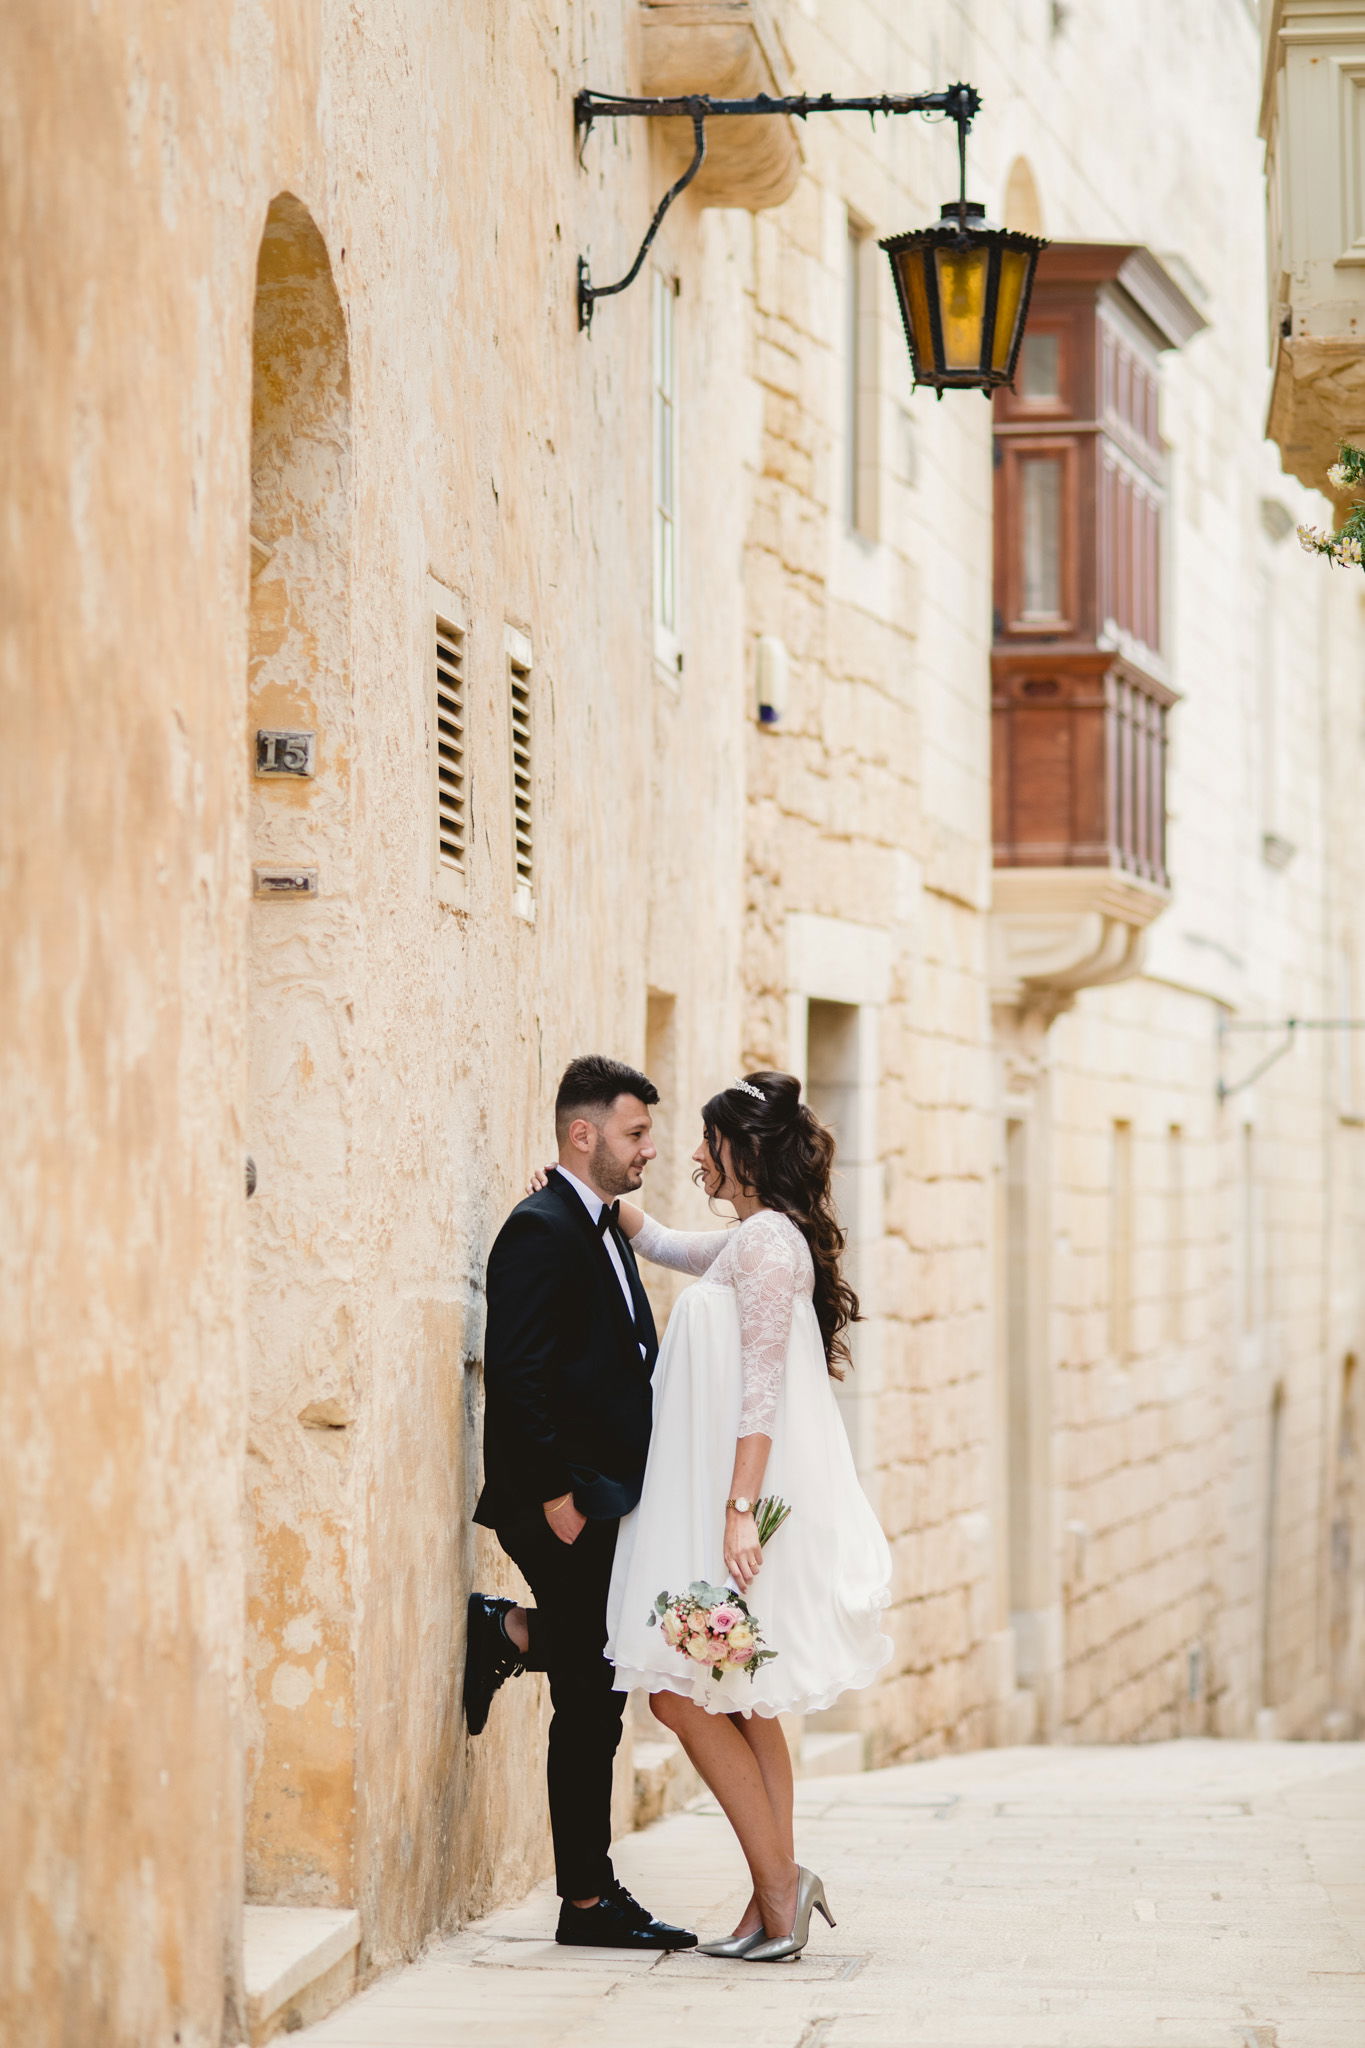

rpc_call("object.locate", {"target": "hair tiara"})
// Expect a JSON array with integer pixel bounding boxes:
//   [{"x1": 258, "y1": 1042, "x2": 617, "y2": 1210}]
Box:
[{"x1": 730, "y1": 1077, "x2": 765, "y2": 1102}]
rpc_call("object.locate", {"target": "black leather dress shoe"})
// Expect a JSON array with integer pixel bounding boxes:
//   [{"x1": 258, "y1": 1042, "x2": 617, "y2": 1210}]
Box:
[
  {"x1": 462, "y1": 1594, "x2": 525, "y2": 1735},
  {"x1": 556, "y1": 1886, "x2": 697, "y2": 1950}
]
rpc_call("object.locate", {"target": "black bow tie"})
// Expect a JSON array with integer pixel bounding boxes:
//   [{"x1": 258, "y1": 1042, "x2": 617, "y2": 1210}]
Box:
[{"x1": 598, "y1": 1200, "x2": 621, "y2": 1235}]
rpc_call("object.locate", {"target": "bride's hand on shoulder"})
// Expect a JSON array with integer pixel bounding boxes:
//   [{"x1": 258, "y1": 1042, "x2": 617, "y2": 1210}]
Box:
[{"x1": 526, "y1": 1164, "x2": 553, "y2": 1195}]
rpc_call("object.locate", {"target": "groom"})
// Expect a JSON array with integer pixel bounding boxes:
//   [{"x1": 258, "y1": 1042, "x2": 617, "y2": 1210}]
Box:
[{"x1": 465, "y1": 1054, "x2": 696, "y2": 1951}]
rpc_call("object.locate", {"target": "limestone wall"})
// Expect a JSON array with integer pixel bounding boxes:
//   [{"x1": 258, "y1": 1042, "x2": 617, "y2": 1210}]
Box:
[{"x1": 723, "y1": 0, "x2": 1365, "y2": 1759}]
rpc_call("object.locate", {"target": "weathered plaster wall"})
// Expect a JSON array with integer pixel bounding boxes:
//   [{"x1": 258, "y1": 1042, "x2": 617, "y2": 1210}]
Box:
[
  {"x1": 3, "y1": 0, "x2": 748, "y2": 2037},
  {"x1": 1, "y1": 6, "x2": 252, "y2": 2042}
]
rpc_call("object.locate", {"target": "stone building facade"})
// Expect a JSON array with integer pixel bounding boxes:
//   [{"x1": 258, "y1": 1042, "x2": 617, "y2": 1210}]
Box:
[{"x1": 5, "y1": 1, "x2": 1364, "y2": 2043}]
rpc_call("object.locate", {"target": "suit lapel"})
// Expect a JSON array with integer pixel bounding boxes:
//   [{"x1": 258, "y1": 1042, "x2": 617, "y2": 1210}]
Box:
[
  {"x1": 616, "y1": 1229, "x2": 658, "y2": 1366},
  {"x1": 545, "y1": 1170, "x2": 644, "y2": 1361}
]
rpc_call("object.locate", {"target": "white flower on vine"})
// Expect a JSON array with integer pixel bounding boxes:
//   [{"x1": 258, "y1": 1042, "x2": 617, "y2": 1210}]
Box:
[
  {"x1": 1338, "y1": 536, "x2": 1364, "y2": 565},
  {"x1": 1328, "y1": 462, "x2": 1351, "y2": 490},
  {"x1": 1299, "y1": 524, "x2": 1328, "y2": 552}
]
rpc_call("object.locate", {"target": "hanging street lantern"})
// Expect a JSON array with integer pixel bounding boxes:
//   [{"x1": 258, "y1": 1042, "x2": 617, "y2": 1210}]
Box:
[
  {"x1": 573, "y1": 84, "x2": 1048, "y2": 397},
  {"x1": 881, "y1": 202, "x2": 1047, "y2": 396}
]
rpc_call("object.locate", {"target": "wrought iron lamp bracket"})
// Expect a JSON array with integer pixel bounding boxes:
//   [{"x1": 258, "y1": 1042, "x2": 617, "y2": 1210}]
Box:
[
  {"x1": 574, "y1": 83, "x2": 981, "y2": 333},
  {"x1": 1215, "y1": 1014, "x2": 1365, "y2": 1101}
]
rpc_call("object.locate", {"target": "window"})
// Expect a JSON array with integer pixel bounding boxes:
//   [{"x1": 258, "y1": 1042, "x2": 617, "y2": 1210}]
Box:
[
  {"x1": 506, "y1": 628, "x2": 533, "y2": 918},
  {"x1": 640, "y1": 992, "x2": 682, "y2": 1319},
  {"x1": 1019, "y1": 452, "x2": 1064, "y2": 619},
  {"x1": 805, "y1": 997, "x2": 876, "y2": 1470},
  {"x1": 1003, "y1": 1117, "x2": 1037, "y2": 1618},
  {"x1": 1239, "y1": 1123, "x2": 1259, "y2": 1334},
  {"x1": 645, "y1": 992, "x2": 677, "y2": 1184},
  {"x1": 1018, "y1": 328, "x2": 1060, "y2": 402},
  {"x1": 1109, "y1": 1120, "x2": 1133, "y2": 1360},
  {"x1": 652, "y1": 272, "x2": 680, "y2": 670},
  {"x1": 844, "y1": 214, "x2": 879, "y2": 538},
  {"x1": 1338, "y1": 944, "x2": 1362, "y2": 1119},
  {"x1": 1330, "y1": 1355, "x2": 1360, "y2": 1690},
  {"x1": 1262, "y1": 1385, "x2": 1286, "y2": 1709},
  {"x1": 1165, "y1": 1124, "x2": 1184, "y2": 1343},
  {"x1": 434, "y1": 614, "x2": 466, "y2": 875}
]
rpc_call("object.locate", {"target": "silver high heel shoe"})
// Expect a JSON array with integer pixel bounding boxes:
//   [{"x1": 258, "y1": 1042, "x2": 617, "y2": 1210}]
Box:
[
  {"x1": 744, "y1": 1866, "x2": 836, "y2": 1962},
  {"x1": 695, "y1": 1927, "x2": 767, "y2": 1958}
]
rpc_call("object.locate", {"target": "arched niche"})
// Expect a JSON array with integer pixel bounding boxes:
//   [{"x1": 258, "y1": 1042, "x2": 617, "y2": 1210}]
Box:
[
  {"x1": 1003, "y1": 157, "x2": 1046, "y2": 238},
  {"x1": 245, "y1": 192, "x2": 358, "y2": 1905}
]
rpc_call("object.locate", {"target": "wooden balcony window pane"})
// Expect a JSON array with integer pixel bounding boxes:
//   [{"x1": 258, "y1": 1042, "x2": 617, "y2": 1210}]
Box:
[
  {"x1": 1020, "y1": 454, "x2": 1063, "y2": 620},
  {"x1": 1019, "y1": 330, "x2": 1060, "y2": 401}
]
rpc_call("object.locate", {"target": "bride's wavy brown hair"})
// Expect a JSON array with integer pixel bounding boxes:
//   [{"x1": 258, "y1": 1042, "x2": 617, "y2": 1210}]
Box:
[{"x1": 698, "y1": 1070, "x2": 861, "y2": 1377}]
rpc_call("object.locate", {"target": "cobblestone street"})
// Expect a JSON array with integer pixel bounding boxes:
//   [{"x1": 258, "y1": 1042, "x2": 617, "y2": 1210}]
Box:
[{"x1": 298, "y1": 1741, "x2": 1365, "y2": 2048}]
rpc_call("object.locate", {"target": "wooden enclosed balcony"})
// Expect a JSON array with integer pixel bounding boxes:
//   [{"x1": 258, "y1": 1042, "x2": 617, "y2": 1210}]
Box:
[
  {"x1": 988, "y1": 242, "x2": 1201, "y2": 1010},
  {"x1": 992, "y1": 653, "x2": 1173, "y2": 887}
]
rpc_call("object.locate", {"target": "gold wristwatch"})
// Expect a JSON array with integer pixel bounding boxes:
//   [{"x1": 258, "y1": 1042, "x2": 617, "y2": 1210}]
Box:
[{"x1": 726, "y1": 1496, "x2": 753, "y2": 1515}]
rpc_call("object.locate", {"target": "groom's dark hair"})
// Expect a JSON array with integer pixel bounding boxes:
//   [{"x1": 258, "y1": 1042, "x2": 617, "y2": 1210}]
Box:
[{"x1": 555, "y1": 1054, "x2": 659, "y2": 1140}]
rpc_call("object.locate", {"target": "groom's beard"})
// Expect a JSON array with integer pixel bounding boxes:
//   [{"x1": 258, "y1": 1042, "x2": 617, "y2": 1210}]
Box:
[{"x1": 588, "y1": 1136, "x2": 646, "y2": 1200}]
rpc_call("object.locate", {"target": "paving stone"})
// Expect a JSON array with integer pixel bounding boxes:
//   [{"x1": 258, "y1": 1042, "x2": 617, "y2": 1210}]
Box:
[{"x1": 297, "y1": 1742, "x2": 1365, "y2": 2048}]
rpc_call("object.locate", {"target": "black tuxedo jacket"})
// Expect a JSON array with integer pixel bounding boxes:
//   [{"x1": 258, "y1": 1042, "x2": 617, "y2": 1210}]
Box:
[{"x1": 473, "y1": 1169, "x2": 660, "y2": 1527}]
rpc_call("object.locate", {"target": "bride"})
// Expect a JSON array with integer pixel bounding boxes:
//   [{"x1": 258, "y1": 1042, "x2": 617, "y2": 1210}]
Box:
[{"x1": 601, "y1": 1070, "x2": 891, "y2": 1960}]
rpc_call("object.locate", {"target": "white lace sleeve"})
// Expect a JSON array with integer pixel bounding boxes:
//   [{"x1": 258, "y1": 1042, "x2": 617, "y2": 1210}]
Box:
[
  {"x1": 734, "y1": 1213, "x2": 807, "y2": 1437},
  {"x1": 632, "y1": 1212, "x2": 730, "y2": 1276}
]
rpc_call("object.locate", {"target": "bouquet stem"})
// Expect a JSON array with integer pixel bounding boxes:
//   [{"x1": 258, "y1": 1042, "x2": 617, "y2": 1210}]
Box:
[{"x1": 753, "y1": 1494, "x2": 791, "y2": 1546}]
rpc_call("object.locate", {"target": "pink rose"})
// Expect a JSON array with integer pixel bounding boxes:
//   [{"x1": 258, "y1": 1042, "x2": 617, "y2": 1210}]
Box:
[{"x1": 708, "y1": 1605, "x2": 741, "y2": 1634}]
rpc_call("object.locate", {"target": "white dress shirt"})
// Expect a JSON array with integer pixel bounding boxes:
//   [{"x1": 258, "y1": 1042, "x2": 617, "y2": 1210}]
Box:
[{"x1": 553, "y1": 1166, "x2": 639, "y2": 1330}]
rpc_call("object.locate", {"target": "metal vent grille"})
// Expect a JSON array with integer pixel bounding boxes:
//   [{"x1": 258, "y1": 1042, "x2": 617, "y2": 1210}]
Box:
[
  {"x1": 510, "y1": 658, "x2": 533, "y2": 893},
  {"x1": 435, "y1": 618, "x2": 466, "y2": 871}
]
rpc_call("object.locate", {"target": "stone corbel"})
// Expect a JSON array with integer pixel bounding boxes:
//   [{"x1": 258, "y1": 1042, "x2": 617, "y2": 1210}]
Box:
[
  {"x1": 1266, "y1": 336, "x2": 1365, "y2": 492},
  {"x1": 637, "y1": 0, "x2": 803, "y2": 210},
  {"x1": 990, "y1": 868, "x2": 1169, "y2": 1017}
]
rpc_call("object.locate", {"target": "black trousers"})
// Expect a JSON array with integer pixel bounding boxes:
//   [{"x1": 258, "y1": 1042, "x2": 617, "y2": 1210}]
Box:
[{"x1": 495, "y1": 1508, "x2": 623, "y2": 1901}]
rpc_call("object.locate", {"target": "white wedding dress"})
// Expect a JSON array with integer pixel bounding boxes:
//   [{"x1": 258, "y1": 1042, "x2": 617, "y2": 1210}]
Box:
[{"x1": 606, "y1": 1207, "x2": 893, "y2": 1717}]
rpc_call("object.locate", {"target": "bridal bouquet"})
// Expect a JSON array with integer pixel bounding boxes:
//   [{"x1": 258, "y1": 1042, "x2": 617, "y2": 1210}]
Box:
[{"x1": 647, "y1": 1495, "x2": 791, "y2": 1683}]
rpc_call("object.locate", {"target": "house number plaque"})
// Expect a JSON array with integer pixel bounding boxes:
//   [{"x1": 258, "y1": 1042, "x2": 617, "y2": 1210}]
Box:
[
  {"x1": 256, "y1": 729, "x2": 316, "y2": 777},
  {"x1": 253, "y1": 866, "x2": 319, "y2": 899}
]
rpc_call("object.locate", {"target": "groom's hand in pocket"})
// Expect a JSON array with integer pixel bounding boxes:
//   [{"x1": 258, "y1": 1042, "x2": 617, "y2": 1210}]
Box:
[{"x1": 543, "y1": 1494, "x2": 587, "y2": 1545}]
